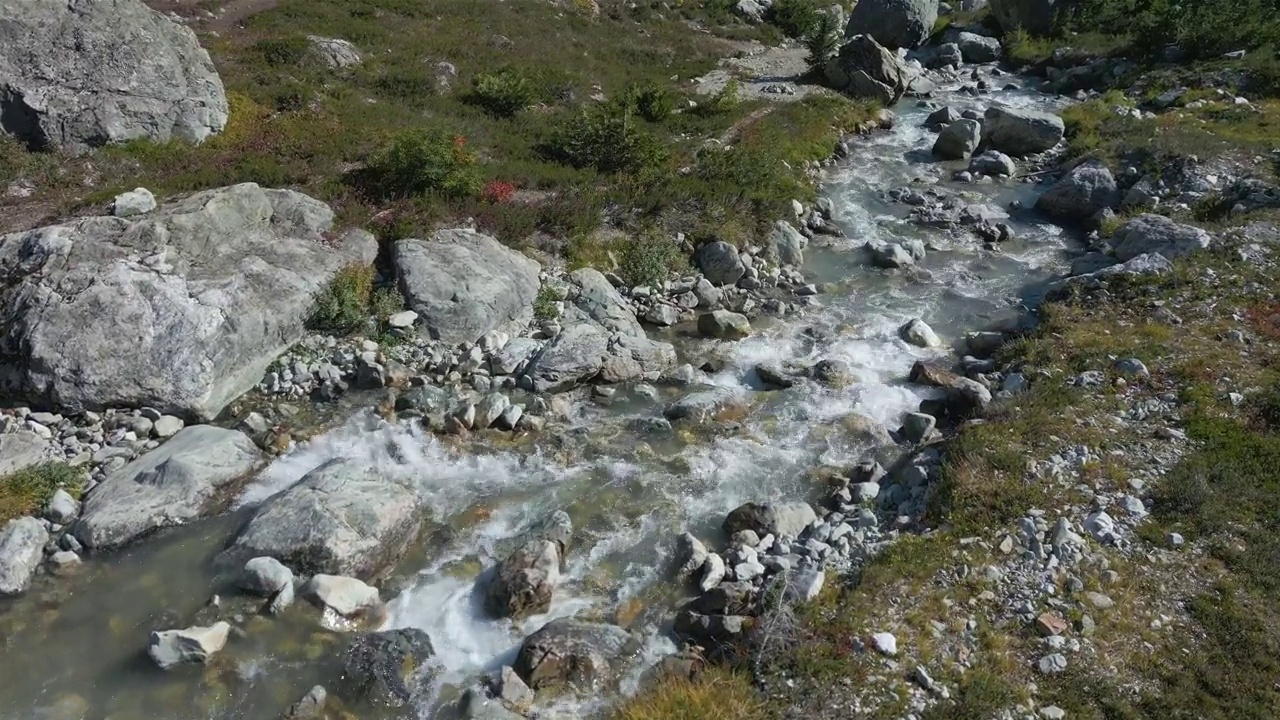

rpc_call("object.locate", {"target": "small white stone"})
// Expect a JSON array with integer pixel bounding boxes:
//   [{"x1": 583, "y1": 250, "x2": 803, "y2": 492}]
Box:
[
  {"x1": 113, "y1": 188, "x2": 157, "y2": 217},
  {"x1": 387, "y1": 310, "x2": 418, "y2": 329},
  {"x1": 872, "y1": 632, "x2": 898, "y2": 656},
  {"x1": 152, "y1": 416, "x2": 184, "y2": 439}
]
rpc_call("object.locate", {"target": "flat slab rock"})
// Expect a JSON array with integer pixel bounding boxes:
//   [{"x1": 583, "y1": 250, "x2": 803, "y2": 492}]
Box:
[
  {"x1": 73, "y1": 425, "x2": 261, "y2": 551},
  {"x1": 221, "y1": 457, "x2": 423, "y2": 580},
  {"x1": 0, "y1": 183, "x2": 377, "y2": 420}
]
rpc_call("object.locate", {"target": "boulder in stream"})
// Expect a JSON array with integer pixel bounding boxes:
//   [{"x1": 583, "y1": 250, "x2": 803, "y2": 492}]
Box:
[
  {"x1": 513, "y1": 618, "x2": 637, "y2": 691},
  {"x1": 825, "y1": 34, "x2": 912, "y2": 105},
  {"x1": 341, "y1": 628, "x2": 437, "y2": 708},
  {"x1": 969, "y1": 150, "x2": 1018, "y2": 177},
  {"x1": 664, "y1": 386, "x2": 744, "y2": 424},
  {"x1": 899, "y1": 318, "x2": 941, "y2": 348},
  {"x1": 1035, "y1": 160, "x2": 1118, "y2": 223},
  {"x1": 147, "y1": 622, "x2": 230, "y2": 669},
  {"x1": 933, "y1": 119, "x2": 982, "y2": 160},
  {"x1": 723, "y1": 501, "x2": 817, "y2": 539},
  {"x1": 697, "y1": 310, "x2": 752, "y2": 340},
  {"x1": 0, "y1": 183, "x2": 377, "y2": 420},
  {"x1": 486, "y1": 511, "x2": 572, "y2": 619},
  {"x1": 0, "y1": 517, "x2": 48, "y2": 596},
  {"x1": 222, "y1": 457, "x2": 422, "y2": 580},
  {"x1": 301, "y1": 574, "x2": 382, "y2": 618},
  {"x1": 0, "y1": 0, "x2": 228, "y2": 154},
  {"x1": 843, "y1": 0, "x2": 939, "y2": 50},
  {"x1": 982, "y1": 105, "x2": 1064, "y2": 157},
  {"x1": 73, "y1": 425, "x2": 261, "y2": 551}
]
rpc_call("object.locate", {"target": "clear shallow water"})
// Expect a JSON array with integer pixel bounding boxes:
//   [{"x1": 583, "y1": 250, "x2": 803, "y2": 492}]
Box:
[{"x1": 0, "y1": 83, "x2": 1076, "y2": 720}]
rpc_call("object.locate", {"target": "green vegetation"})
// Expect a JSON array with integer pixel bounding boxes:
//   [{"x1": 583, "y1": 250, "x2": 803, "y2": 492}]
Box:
[
  {"x1": 308, "y1": 264, "x2": 375, "y2": 334},
  {"x1": 546, "y1": 106, "x2": 669, "y2": 176},
  {"x1": 616, "y1": 231, "x2": 688, "y2": 288},
  {"x1": 803, "y1": 12, "x2": 841, "y2": 76},
  {"x1": 0, "y1": 462, "x2": 84, "y2": 524},
  {"x1": 611, "y1": 667, "x2": 766, "y2": 720},
  {"x1": 363, "y1": 127, "x2": 483, "y2": 200},
  {"x1": 467, "y1": 69, "x2": 538, "y2": 117},
  {"x1": 626, "y1": 83, "x2": 677, "y2": 124},
  {"x1": 766, "y1": 0, "x2": 820, "y2": 40},
  {"x1": 533, "y1": 283, "x2": 561, "y2": 321}
]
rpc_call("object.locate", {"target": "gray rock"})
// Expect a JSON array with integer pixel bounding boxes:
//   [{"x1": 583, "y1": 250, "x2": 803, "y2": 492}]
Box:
[
  {"x1": 929, "y1": 42, "x2": 963, "y2": 69},
  {"x1": 0, "y1": 431, "x2": 52, "y2": 475},
  {"x1": 152, "y1": 415, "x2": 184, "y2": 439},
  {"x1": 844, "y1": 0, "x2": 939, "y2": 49},
  {"x1": 568, "y1": 268, "x2": 644, "y2": 337},
  {"x1": 0, "y1": 184, "x2": 376, "y2": 420},
  {"x1": 956, "y1": 31, "x2": 1002, "y2": 62},
  {"x1": 983, "y1": 104, "x2": 1064, "y2": 157},
  {"x1": 491, "y1": 337, "x2": 543, "y2": 375},
  {"x1": 695, "y1": 242, "x2": 746, "y2": 287},
  {"x1": 147, "y1": 622, "x2": 230, "y2": 669},
  {"x1": 901, "y1": 412, "x2": 937, "y2": 443},
  {"x1": 699, "y1": 552, "x2": 726, "y2": 591},
  {"x1": 1036, "y1": 161, "x2": 1118, "y2": 222},
  {"x1": 283, "y1": 686, "x2": 327, "y2": 720},
  {"x1": 925, "y1": 106, "x2": 961, "y2": 130},
  {"x1": 899, "y1": 318, "x2": 941, "y2": 347},
  {"x1": 73, "y1": 426, "x2": 260, "y2": 551},
  {"x1": 44, "y1": 489, "x2": 79, "y2": 524},
  {"x1": 495, "y1": 404, "x2": 524, "y2": 431},
  {"x1": 989, "y1": 0, "x2": 1065, "y2": 35},
  {"x1": 1111, "y1": 214, "x2": 1211, "y2": 262},
  {"x1": 1037, "y1": 652, "x2": 1068, "y2": 675},
  {"x1": 0, "y1": 0, "x2": 228, "y2": 154},
  {"x1": 969, "y1": 150, "x2": 1017, "y2": 177},
  {"x1": 723, "y1": 502, "x2": 817, "y2": 539},
  {"x1": 784, "y1": 567, "x2": 825, "y2": 602},
  {"x1": 0, "y1": 517, "x2": 48, "y2": 596},
  {"x1": 513, "y1": 619, "x2": 635, "y2": 690},
  {"x1": 301, "y1": 574, "x2": 381, "y2": 616},
  {"x1": 475, "y1": 393, "x2": 510, "y2": 429},
  {"x1": 523, "y1": 323, "x2": 609, "y2": 392},
  {"x1": 644, "y1": 304, "x2": 680, "y2": 327},
  {"x1": 342, "y1": 629, "x2": 436, "y2": 707},
  {"x1": 498, "y1": 665, "x2": 534, "y2": 712},
  {"x1": 240, "y1": 556, "x2": 293, "y2": 596},
  {"x1": 674, "y1": 532, "x2": 708, "y2": 581},
  {"x1": 112, "y1": 188, "x2": 157, "y2": 218},
  {"x1": 867, "y1": 242, "x2": 916, "y2": 268},
  {"x1": 486, "y1": 511, "x2": 571, "y2": 619},
  {"x1": 395, "y1": 230, "x2": 540, "y2": 345},
  {"x1": 770, "y1": 220, "x2": 806, "y2": 266},
  {"x1": 697, "y1": 310, "x2": 752, "y2": 340},
  {"x1": 933, "y1": 119, "x2": 982, "y2": 160},
  {"x1": 664, "y1": 386, "x2": 742, "y2": 424},
  {"x1": 673, "y1": 611, "x2": 747, "y2": 646},
  {"x1": 826, "y1": 34, "x2": 912, "y2": 105},
  {"x1": 307, "y1": 36, "x2": 361, "y2": 69},
  {"x1": 223, "y1": 458, "x2": 422, "y2": 579}
]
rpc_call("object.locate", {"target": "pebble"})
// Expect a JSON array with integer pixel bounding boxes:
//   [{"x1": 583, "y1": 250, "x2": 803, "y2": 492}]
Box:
[
  {"x1": 1037, "y1": 653, "x2": 1068, "y2": 675},
  {"x1": 871, "y1": 632, "x2": 897, "y2": 656}
]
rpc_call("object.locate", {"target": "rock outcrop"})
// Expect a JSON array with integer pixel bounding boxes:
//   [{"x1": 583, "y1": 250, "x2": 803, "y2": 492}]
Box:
[
  {"x1": 1111, "y1": 214, "x2": 1212, "y2": 262},
  {"x1": 395, "y1": 230, "x2": 541, "y2": 345},
  {"x1": 844, "y1": 0, "x2": 939, "y2": 50},
  {"x1": 0, "y1": 0, "x2": 228, "y2": 154},
  {"x1": 826, "y1": 35, "x2": 912, "y2": 105},
  {"x1": 222, "y1": 458, "x2": 422, "y2": 580},
  {"x1": 0, "y1": 183, "x2": 377, "y2": 421},
  {"x1": 73, "y1": 426, "x2": 261, "y2": 551}
]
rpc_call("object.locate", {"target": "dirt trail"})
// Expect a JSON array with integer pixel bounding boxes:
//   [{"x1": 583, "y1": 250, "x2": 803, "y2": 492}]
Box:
[{"x1": 145, "y1": 0, "x2": 281, "y2": 32}]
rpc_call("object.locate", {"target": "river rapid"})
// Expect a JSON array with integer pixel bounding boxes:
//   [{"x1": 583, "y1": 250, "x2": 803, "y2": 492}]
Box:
[{"x1": 0, "y1": 78, "x2": 1072, "y2": 720}]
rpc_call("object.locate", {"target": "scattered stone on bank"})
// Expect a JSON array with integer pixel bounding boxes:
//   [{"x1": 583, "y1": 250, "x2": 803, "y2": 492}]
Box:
[
  {"x1": 513, "y1": 618, "x2": 636, "y2": 691},
  {"x1": 872, "y1": 631, "x2": 898, "y2": 656},
  {"x1": 674, "y1": 532, "x2": 709, "y2": 581},
  {"x1": 72, "y1": 426, "x2": 260, "y2": 551},
  {"x1": 223, "y1": 458, "x2": 422, "y2": 579},
  {"x1": 341, "y1": 628, "x2": 436, "y2": 707},
  {"x1": 698, "y1": 310, "x2": 752, "y2": 340},
  {"x1": 969, "y1": 150, "x2": 1018, "y2": 177},
  {"x1": 147, "y1": 622, "x2": 231, "y2": 669},
  {"x1": 695, "y1": 241, "x2": 747, "y2": 287},
  {"x1": 0, "y1": 0, "x2": 228, "y2": 154},
  {"x1": 44, "y1": 489, "x2": 80, "y2": 524},
  {"x1": 240, "y1": 556, "x2": 294, "y2": 597},
  {"x1": 486, "y1": 511, "x2": 572, "y2": 619},
  {"x1": 982, "y1": 104, "x2": 1065, "y2": 157},
  {"x1": 0, "y1": 517, "x2": 48, "y2": 596},
  {"x1": 901, "y1": 412, "x2": 938, "y2": 443},
  {"x1": 724, "y1": 501, "x2": 817, "y2": 539}
]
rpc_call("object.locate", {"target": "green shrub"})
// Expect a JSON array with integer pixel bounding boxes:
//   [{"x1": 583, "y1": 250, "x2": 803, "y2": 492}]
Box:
[
  {"x1": 617, "y1": 232, "x2": 688, "y2": 288},
  {"x1": 468, "y1": 70, "x2": 538, "y2": 117},
  {"x1": 546, "y1": 108, "x2": 668, "y2": 175},
  {"x1": 0, "y1": 462, "x2": 84, "y2": 524},
  {"x1": 254, "y1": 37, "x2": 309, "y2": 66},
  {"x1": 804, "y1": 11, "x2": 841, "y2": 75},
  {"x1": 694, "y1": 80, "x2": 742, "y2": 117},
  {"x1": 365, "y1": 128, "x2": 482, "y2": 200},
  {"x1": 533, "y1": 283, "x2": 562, "y2": 320},
  {"x1": 372, "y1": 69, "x2": 437, "y2": 104},
  {"x1": 768, "y1": 0, "x2": 820, "y2": 39},
  {"x1": 1064, "y1": 0, "x2": 1280, "y2": 60},
  {"x1": 628, "y1": 82, "x2": 677, "y2": 123},
  {"x1": 309, "y1": 264, "x2": 374, "y2": 334}
]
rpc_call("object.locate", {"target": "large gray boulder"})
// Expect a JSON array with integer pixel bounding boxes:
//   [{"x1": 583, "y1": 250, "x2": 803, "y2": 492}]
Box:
[
  {"x1": 825, "y1": 34, "x2": 912, "y2": 105},
  {"x1": 342, "y1": 629, "x2": 437, "y2": 708},
  {"x1": 694, "y1": 242, "x2": 745, "y2": 287},
  {"x1": 513, "y1": 619, "x2": 636, "y2": 691},
  {"x1": 844, "y1": 0, "x2": 939, "y2": 50},
  {"x1": 486, "y1": 511, "x2": 572, "y2": 619},
  {"x1": 0, "y1": 431, "x2": 53, "y2": 475},
  {"x1": 723, "y1": 501, "x2": 817, "y2": 539},
  {"x1": 523, "y1": 323, "x2": 610, "y2": 393},
  {"x1": 0, "y1": 516, "x2": 48, "y2": 596},
  {"x1": 1111, "y1": 215, "x2": 1211, "y2": 262},
  {"x1": 982, "y1": 105, "x2": 1064, "y2": 157},
  {"x1": 1035, "y1": 161, "x2": 1118, "y2": 222},
  {"x1": 933, "y1": 119, "x2": 982, "y2": 160},
  {"x1": 566, "y1": 268, "x2": 643, "y2": 337},
  {"x1": 73, "y1": 426, "x2": 260, "y2": 551},
  {"x1": 396, "y1": 230, "x2": 540, "y2": 345},
  {"x1": 222, "y1": 458, "x2": 422, "y2": 580},
  {"x1": 0, "y1": 183, "x2": 376, "y2": 421},
  {"x1": 0, "y1": 0, "x2": 228, "y2": 154},
  {"x1": 956, "y1": 31, "x2": 1003, "y2": 63},
  {"x1": 989, "y1": 0, "x2": 1068, "y2": 36}
]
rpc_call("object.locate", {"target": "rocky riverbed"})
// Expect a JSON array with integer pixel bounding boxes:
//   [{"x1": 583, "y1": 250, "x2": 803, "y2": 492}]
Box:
[{"x1": 0, "y1": 40, "x2": 1108, "y2": 717}]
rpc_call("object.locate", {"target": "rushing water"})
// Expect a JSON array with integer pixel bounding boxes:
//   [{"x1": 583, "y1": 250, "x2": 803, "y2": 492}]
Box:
[{"x1": 0, "y1": 81, "x2": 1073, "y2": 720}]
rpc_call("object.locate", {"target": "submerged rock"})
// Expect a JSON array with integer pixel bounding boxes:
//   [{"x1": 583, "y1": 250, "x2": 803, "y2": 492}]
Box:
[
  {"x1": 0, "y1": 517, "x2": 48, "y2": 596},
  {"x1": 73, "y1": 426, "x2": 261, "y2": 551},
  {"x1": 513, "y1": 619, "x2": 636, "y2": 691},
  {"x1": 147, "y1": 622, "x2": 230, "y2": 669},
  {"x1": 664, "y1": 386, "x2": 743, "y2": 424},
  {"x1": 342, "y1": 628, "x2": 436, "y2": 707},
  {"x1": 486, "y1": 511, "x2": 572, "y2": 619}
]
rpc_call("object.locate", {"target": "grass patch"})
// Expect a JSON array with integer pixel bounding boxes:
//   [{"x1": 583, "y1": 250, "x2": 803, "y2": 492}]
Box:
[
  {"x1": 611, "y1": 666, "x2": 766, "y2": 720},
  {"x1": 0, "y1": 462, "x2": 85, "y2": 524}
]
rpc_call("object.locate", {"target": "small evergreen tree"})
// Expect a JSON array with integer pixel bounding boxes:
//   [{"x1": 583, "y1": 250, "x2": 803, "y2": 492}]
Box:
[{"x1": 805, "y1": 12, "x2": 841, "y2": 77}]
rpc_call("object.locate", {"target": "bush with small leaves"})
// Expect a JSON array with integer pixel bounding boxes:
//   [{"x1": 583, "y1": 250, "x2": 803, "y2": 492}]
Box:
[
  {"x1": 468, "y1": 70, "x2": 538, "y2": 117},
  {"x1": 309, "y1": 264, "x2": 374, "y2": 334},
  {"x1": 617, "y1": 232, "x2": 688, "y2": 288},
  {"x1": 768, "y1": 0, "x2": 820, "y2": 40},
  {"x1": 365, "y1": 129, "x2": 482, "y2": 200},
  {"x1": 546, "y1": 108, "x2": 668, "y2": 175},
  {"x1": 628, "y1": 83, "x2": 677, "y2": 123}
]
